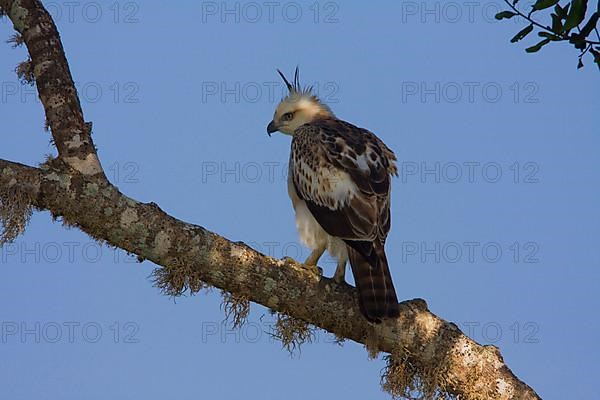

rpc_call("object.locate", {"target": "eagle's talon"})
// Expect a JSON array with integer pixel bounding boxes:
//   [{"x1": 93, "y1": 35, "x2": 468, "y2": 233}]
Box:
[
  {"x1": 304, "y1": 246, "x2": 326, "y2": 268},
  {"x1": 304, "y1": 264, "x2": 322, "y2": 276},
  {"x1": 333, "y1": 261, "x2": 346, "y2": 284},
  {"x1": 332, "y1": 272, "x2": 345, "y2": 285}
]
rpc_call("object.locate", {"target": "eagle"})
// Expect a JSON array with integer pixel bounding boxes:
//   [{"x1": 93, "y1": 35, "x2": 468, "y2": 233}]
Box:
[{"x1": 266, "y1": 68, "x2": 400, "y2": 322}]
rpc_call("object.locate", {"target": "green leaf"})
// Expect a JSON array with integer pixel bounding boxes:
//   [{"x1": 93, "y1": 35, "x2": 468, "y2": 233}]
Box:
[
  {"x1": 533, "y1": 0, "x2": 560, "y2": 10},
  {"x1": 555, "y1": 3, "x2": 571, "y2": 18},
  {"x1": 564, "y1": 0, "x2": 588, "y2": 31},
  {"x1": 572, "y1": 38, "x2": 587, "y2": 48},
  {"x1": 590, "y1": 48, "x2": 600, "y2": 70},
  {"x1": 578, "y1": 11, "x2": 599, "y2": 37},
  {"x1": 577, "y1": 58, "x2": 584, "y2": 68},
  {"x1": 525, "y1": 38, "x2": 552, "y2": 52},
  {"x1": 511, "y1": 24, "x2": 534, "y2": 42},
  {"x1": 551, "y1": 13, "x2": 564, "y2": 32},
  {"x1": 495, "y1": 11, "x2": 518, "y2": 20},
  {"x1": 568, "y1": 11, "x2": 598, "y2": 49}
]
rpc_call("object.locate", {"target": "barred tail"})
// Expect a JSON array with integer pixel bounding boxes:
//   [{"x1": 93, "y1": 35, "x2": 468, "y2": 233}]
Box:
[{"x1": 347, "y1": 243, "x2": 399, "y2": 323}]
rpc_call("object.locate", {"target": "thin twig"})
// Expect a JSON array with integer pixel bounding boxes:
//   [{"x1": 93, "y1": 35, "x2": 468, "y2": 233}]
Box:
[{"x1": 503, "y1": 0, "x2": 600, "y2": 45}]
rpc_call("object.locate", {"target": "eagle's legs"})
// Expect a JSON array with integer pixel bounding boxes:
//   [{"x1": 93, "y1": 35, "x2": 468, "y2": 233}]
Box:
[
  {"x1": 333, "y1": 258, "x2": 347, "y2": 284},
  {"x1": 304, "y1": 244, "x2": 326, "y2": 275}
]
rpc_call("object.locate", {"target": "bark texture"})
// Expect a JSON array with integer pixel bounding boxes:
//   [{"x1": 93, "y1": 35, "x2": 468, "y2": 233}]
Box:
[{"x1": 0, "y1": 1, "x2": 541, "y2": 399}]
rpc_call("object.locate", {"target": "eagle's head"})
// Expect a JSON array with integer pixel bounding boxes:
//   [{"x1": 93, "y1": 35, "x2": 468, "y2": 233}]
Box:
[{"x1": 267, "y1": 67, "x2": 334, "y2": 136}]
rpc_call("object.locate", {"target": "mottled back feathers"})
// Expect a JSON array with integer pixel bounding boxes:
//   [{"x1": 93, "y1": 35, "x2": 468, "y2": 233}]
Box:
[
  {"x1": 290, "y1": 117, "x2": 396, "y2": 244},
  {"x1": 289, "y1": 117, "x2": 400, "y2": 321}
]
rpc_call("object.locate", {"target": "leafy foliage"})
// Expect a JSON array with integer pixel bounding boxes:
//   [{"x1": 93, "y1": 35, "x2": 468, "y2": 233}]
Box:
[{"x1": 496, "y1": 0, "x2": 600, "y2": 70}]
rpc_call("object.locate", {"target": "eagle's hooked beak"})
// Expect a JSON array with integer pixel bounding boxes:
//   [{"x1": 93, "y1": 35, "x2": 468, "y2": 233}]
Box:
[{"x1": 266, "y1": 120, "x2": 278, "y2": 136}]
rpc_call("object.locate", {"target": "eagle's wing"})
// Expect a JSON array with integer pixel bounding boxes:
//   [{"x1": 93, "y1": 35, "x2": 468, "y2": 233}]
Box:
[
  {"x1": 291, "y1": 118, "x2": 400, "y2": 322},
  {"x1": 290, "y1": 118, "x2": 395, "y2": 249}
]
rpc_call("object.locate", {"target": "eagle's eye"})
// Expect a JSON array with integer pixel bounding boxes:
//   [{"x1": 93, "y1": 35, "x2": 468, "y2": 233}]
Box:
[{"x1": 282, "y1": 112, "x2": 294, "y2": 122}]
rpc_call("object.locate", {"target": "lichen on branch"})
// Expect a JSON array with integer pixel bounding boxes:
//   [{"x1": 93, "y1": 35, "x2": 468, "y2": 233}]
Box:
[{"x1": 0, "y1": 166, "x2": 38, "y2": 244}]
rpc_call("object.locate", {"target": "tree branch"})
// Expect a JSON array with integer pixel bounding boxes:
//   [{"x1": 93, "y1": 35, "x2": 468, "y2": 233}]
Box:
[
  {"x1": 0, "y1": 158, "x2": 541, "y2": 399},
  {"x1": 0, "y1": 0, "x2": 102, "y2": 175},
  {"x1": 0, "y1": 1, "x2": 542, "y2": 398}
]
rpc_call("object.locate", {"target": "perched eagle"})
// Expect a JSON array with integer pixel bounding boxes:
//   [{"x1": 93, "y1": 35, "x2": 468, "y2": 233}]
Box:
[{"x1": 267, "y1": 68, "x2": 400, "y2": 322}]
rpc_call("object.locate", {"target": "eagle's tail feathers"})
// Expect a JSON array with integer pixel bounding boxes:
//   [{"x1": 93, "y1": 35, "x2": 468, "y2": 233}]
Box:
[{"x1": 347, "y1": 244, "x2": 399, "y2": 323}]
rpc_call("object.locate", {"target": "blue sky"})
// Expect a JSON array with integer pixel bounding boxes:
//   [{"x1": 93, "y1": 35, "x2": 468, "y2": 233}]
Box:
[{"x1": 1, "y1": 1, "x2": 599, "y2": 399}]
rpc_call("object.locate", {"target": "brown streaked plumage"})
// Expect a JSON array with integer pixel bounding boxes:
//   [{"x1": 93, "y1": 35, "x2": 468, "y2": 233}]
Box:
[{"x1": 267, "y1": 68, "x2": 399, "y2": 322}]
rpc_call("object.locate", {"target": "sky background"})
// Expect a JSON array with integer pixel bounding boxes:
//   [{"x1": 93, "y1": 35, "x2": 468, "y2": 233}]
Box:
[{"x1": 1, "y1": 1, "x2": 599, "y2": 399}]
